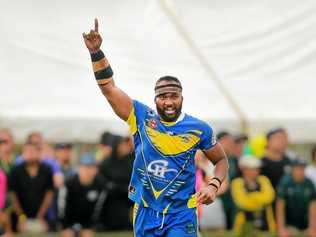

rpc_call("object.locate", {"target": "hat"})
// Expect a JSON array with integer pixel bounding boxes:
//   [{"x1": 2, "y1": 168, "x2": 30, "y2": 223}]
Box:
[
  {"x1": 100, "y1": 132, "x2": 115, "y2": 146},
  {"x1": 79, "y1": 153, "x2": 97, "y2": 166},
  {"x1": 239, "y1": 155, "x2": 262, "y2": 169},
  {"x1": 55, "y1": 143, "x2": 73, "y2": 150},
  {"x1": 290, "y1": 159, "x2": 307, "y2": 167}
]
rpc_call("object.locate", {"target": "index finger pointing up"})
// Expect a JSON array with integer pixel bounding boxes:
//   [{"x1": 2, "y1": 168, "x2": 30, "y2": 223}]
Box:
[{"x1": 94, "y1": 18, "x2": 99, "y2": 32}]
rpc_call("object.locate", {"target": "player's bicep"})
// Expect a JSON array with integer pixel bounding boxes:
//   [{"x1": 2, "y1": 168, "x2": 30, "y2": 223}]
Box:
[
  {"x1": 203, "y1": 143, "x2": 226, "y2": 165},
  {"x1": 99, "y1": 81, "x2": 133, "y2": 121}
]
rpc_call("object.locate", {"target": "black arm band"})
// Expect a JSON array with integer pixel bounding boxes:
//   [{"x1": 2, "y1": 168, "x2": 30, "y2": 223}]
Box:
[
  {"x1": 94, "y1": 66, "x2": 113, "y2": 80},
  {"x1": 211, "y1": 177, "x2": 222, "y2": 186},
  {"x1": 209, "y1": 183, "x2": 219, "y2": 191},
  {"x1": 90, "y1": 50, "x2": 105, "y2": 62}
]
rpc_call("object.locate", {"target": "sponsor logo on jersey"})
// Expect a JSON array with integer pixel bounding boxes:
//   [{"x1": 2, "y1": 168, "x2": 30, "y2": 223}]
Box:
[{"x1": 147, "y1": 160, "x2": 178, "y2": 179}]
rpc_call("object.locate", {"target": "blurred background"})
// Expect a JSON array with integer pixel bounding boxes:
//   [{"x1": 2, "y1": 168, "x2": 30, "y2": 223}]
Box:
[{"x1": 1, "y1": 0, "x2": 316, "y2": 236}]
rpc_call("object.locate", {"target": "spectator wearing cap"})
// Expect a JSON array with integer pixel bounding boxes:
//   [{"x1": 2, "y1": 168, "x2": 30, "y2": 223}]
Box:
[
  {"x1": 58, "y1": 153, "x2": 107, "y2": 237},
  {"x1": 217, "y1": 131, "x2": 238, "y2": 230},
  {"x1": 99, "y1": 135, "x2": 134, "y2": 230},
  {"x1": 305, "y1": 145, "x2": 316, "y2": 188},
  {"x1": 231, "y1": 155, "x2": 275, "y2": 236},
  {"x1": 261, "y1": 128, "x2": 292, "y2": 191},
  {"x1": 276, "y1": 159, "x2": 316, "y2": 237},
  {"x1": 96, "y1": 132, "x2": 115, "y2": 163},
  {"x1": 55, "y1": 143, "x2": 75, "y2": 180}
]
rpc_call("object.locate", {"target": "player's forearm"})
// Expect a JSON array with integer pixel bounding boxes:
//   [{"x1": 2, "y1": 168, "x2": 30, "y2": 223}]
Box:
[
  {"x1": 91, "y1": 50, "x2": 114, "y2": 89},
  {"x1": 212, "y1": 157, "x2": 228, "y2": 183}
]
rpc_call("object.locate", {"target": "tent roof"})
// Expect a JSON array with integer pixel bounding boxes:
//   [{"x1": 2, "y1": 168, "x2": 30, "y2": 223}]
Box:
[{"x1": 1, "y1": 0, "x2": 315, "y2": 142}]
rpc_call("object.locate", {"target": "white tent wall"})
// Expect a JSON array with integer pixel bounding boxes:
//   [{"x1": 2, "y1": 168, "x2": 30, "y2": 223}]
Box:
[{"x1": 0, "y1": 0, "x2": 315, "y2": 143}]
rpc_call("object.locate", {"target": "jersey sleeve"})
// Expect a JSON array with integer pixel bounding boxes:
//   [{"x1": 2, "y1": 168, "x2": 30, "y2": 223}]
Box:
[
  {"x1": 126, "y1": 100, "x2": 151, "y2": 135},
  {"x1": 199, "y1": 122, "x2": 217, "y2": 151}
]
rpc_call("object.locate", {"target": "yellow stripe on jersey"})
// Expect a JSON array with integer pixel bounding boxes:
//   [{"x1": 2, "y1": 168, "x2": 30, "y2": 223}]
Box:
[
  {"x1": 126, "y1": 106, "x2": 137, "y2": 135},
  {"x1": 187, "y1": 194, "x2": 197, "y2": 208},
  {"x1": 133, "y1": 203, "x2": 139, "y2": 227},
  {"x1": 145, "y1": 125, "x2": 200, "y2": 156},
  {"x1": 141, "y1": 196, "x2": 149, "y2": 207}
]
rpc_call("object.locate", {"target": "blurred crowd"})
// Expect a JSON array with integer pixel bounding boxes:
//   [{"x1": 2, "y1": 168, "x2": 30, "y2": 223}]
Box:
[
  {"x1": 196, "y1": 128, "x2": 316, "y2": 237},
  {"x1": 0, "y1": 127, "x2": 315, "y2": 237}
]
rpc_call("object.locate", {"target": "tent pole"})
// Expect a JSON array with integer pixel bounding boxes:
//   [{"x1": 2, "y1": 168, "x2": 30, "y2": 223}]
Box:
[{"x1": 158, "y1": 0, "x2": 249, "y2": 133}]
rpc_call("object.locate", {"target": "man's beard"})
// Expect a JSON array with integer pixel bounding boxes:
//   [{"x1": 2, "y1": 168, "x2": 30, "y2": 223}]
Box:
[{"x1": 156, "y1": 104, "x2": 182, "y2": 122}]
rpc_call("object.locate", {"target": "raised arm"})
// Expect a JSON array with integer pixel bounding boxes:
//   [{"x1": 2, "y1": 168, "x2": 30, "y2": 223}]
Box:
[{"x1": 83, "y1": 19, "x2": 133, "y2": 120}]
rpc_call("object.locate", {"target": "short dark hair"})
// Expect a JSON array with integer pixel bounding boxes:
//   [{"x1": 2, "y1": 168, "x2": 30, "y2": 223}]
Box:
[
  {"x1": 312, "y1": 145, "x2": 316, "y2": 160},
  {"x1": 216, "y1": 131, "x2": 231, "y2": 140},
  {"x1": 155, "y1": 76, "x2": 182, "y2": 87},
  {"x1": 23, "y1": 141, "x2": 41, "y2": 150},
  {"x1": 266, "y1": 127, "x2": 286, "y2": 140}
]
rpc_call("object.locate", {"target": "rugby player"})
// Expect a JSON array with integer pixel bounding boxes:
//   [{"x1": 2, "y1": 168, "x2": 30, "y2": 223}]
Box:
[{"x1": 83, "y1": 19, "x2": 228, "y2": 237}]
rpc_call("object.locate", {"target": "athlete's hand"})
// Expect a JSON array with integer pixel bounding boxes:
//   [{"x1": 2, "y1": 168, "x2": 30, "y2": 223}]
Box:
[
  {"x1": 197, "y1": 185, "x2": 217, "y2": 205},
  {"x1": 83, "y1": 18, "x2": 102, "y2": 53}
]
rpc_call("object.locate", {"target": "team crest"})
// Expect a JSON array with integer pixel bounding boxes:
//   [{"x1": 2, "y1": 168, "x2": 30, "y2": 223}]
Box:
[{"x1": 147, "y1": 118, "x2": 158, "y2": 129}]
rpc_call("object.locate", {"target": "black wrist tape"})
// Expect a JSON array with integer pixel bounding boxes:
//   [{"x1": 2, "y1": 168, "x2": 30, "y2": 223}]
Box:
[
  {"x1": 94, "y1": 66, "x2": 113, "y2": 80},
  {"x1": 209, "y1": 183, "x2": 219, "y2": 191},
  {"x1": 90, "y1": 50, "x2": 105, "y2": 62},
  {"x1": 212, "y1": 177, "x2": 222, "y2": 186}
]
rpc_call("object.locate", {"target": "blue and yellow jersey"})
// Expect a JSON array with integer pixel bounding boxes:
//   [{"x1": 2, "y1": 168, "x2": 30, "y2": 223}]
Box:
[{"x1": 126, "y1": 100, "x2": 216, "y2": 213}]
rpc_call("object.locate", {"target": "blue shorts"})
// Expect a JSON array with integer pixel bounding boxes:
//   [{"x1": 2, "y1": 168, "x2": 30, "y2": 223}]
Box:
[{"x1": 133, "y1": 204, "x2": 198, "y2": 237}]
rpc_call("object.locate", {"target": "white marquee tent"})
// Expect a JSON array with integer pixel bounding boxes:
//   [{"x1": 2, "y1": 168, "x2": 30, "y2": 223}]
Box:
[{"x1": 1, "y1": 0, "x2": 316, "y2": 143}]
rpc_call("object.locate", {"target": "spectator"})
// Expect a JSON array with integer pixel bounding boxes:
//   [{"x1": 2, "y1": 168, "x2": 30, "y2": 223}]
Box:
[
  {"x1": 58, "y1": 153, "x2": 107, "y2": 237},
  {"x1": 306, "y1": 145, "x2": 316, "y2": 188},
  {"x1": 10, "y1": 142, "x2": 54, "y2": 234},
  {"x1": 96, "y1": 132, "x2": 115, "y2": 163},
  {"x1": 233, "y1": 134, "x2": 248, "y2": 159},
  {"x1": 276, "y1": 159, "x2": 316, "y2": 237},
  {"x1": 0, "y1": 167, "x2": 12, "y2": 237},
  {"x1": 99, "y1": 135, "x2": 134, "y2": 230},
  {"x1": 0, "y1": 128, "x2": 16, "y2": 174},
  {"x1": 55, "y1": 143, "x2": 75, "y2": 180},
  {"x1": 16, "y1": 132, "x2": 64, "y2": 188},
  {"x1": 231, "y1": 155, "x2": 275, "y2": 236},
  {"x1": 217, "y1": 131, "x2": 238, "y2": 230},
  {"x1": 15, "y1": 133, "x2": 63, "y2": 231},
  {"x1": 261, "y1": 128, "x2": 292, "y2": 190}
]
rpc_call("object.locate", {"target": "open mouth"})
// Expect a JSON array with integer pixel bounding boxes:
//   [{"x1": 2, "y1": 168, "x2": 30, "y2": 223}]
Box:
[{"x1": 164, "y1": 108, "x2": 176, "y2": 116}]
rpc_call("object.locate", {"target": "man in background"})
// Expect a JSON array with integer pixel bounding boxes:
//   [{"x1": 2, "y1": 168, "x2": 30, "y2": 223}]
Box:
[
  {"x1": 59, "y1": 154, "x2": 107, "y2": 237},
  {"x1": 55, "y1": 143, "x2": 75, "y2": 180},
  {"x1": 261, "y1": 128, "x2": 292, "y2": 190},
  {"x1": 276, "y1": 159, "x2": 316, "y2": 237},
  {"x1": 10, "y1": 142, "x2": 54, "y2": 234},
  {"x1": 100, "y1": 135, "x2": 134, "y2": 230},
  {"x1": 217, "y1": 131, "x2": 238, "y2": 230},
  {"x1": 306, "y1": 145, "x2": 316, "y2": 188},
  {"x1": 0, "y1": 129, "x2": 16, "y2": 174},
  {"x1": 232, "y1": 155, "x2": 275, "y2": 236}
]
